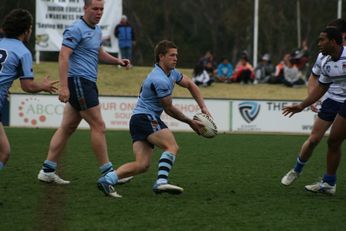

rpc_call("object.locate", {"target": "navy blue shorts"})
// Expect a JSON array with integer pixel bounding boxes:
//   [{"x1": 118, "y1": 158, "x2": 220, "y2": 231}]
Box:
[
  {"x1": 338, "y1": 100, "x2": 346, "y2": 118},
  {"x1": 318, "y1": 98, "x2": 342, "y2": 121},
  {"x1": 68, "y1": 77, "x2": 99, "y2": 111},
  {"x1": 129, "y1": 114, "x2": 168, "y2": 148}
]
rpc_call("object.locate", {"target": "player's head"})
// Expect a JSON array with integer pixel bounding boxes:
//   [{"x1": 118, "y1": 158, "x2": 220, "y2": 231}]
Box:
[
  {"x1": 154, "y1": 40, "x2": 178, "y2": 71},
  {"x1": 318, "y1": 27, "x2": 343, "y2": 55},
  {"x1": 327, "y1": 18, "x2": 346, "y2": 45},
  {"x1": 1, "y1": 9, "x2": 32, "y2": 41},
  {"x1": 83, "y1": 0, "x2": 104, "y2": 26}
]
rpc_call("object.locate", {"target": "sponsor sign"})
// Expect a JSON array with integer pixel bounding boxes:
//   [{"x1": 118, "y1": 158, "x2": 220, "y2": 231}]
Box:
[
  {"x1": 9, "y1": 95, "x2": 230, "y2": 132},
  {"x1": 232, "y1": 100, "x2": 318, "y2": 133},
  {"x1": 35, "y1": 0, "x2": 122, "y2": 53}
]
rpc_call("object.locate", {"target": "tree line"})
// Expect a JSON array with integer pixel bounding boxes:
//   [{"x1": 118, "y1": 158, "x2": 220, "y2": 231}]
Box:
[{"x1": 1, "y1": 0, "x2": 344, "y2": 67}]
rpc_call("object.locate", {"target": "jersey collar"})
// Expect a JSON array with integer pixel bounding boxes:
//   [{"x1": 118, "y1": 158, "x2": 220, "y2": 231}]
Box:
[
  {"x1": 81, "y1": 16, "x2": 96, "y2": 29},
  {"x1": 155, "y1": 63, "x2": 171, "y2": 77}
]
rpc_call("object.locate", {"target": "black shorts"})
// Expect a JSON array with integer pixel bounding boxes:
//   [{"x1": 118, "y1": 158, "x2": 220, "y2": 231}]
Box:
[
  {"x1": 338, "y1": 99, "x2": 346, "y2": 118},
  {"x1": 68, "y1": 77, "x2": 99, "y2": 111},
  {"x1": 318, "y1": 98, "x2": 343, "y2": 121},
  {"x1": 129, "y1": 113, "x2": 168, "y2": 148}
]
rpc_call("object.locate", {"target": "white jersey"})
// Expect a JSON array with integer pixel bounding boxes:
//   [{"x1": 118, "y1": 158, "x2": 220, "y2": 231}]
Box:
[{"x1": 313, "y1": 47, "x2": 346, "y2": 103}]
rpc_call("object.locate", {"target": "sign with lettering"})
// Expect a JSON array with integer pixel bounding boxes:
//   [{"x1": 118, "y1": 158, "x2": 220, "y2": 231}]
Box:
[{"x1": 35, "y1": 0, "x2": 122, "y2": 53}]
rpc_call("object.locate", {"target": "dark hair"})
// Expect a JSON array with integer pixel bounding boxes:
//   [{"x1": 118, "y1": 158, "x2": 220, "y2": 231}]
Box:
[
  {"x1": 154, "y1": 40, "x2": 177, "y2": 63},
  {"x1": 193, "y1": 63, "x2": 204, "y2": 76},
  {"x1": 84, "y1": 0, "x2": 103, "y2": 6},
  {"x1": 220, "y1": 57, "x2": 228, "y2": 62},
  {"x1": 1, "y1": 9, "x2": 32, "y2": 38},
  {"x1": 321, "y1": 27, "x2": 343, "y2": 45},
  {"x1": 84, "y1": 0, "x2": 92, "y2": 5},
  {"x1": 327, "y1": 18, "x2": 346, "y2": 33}
]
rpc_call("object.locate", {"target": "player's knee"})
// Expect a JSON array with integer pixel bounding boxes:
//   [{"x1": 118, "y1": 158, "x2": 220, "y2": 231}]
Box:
[
  {"x1": 137, "y1": 162, "x2": 150, "y2": 173},
  {"x1": 60, "y1": 124, "x2": 78, "y2": 135},
  {"x1": 167, "y1": 144, "x2": 179, "y2": 155},
  {"x1": 308, "y1": 136, "x2": 321, "y2": 147},
  {"x1": 91, "y1": 120, "x2": 106, "y2": 133}
]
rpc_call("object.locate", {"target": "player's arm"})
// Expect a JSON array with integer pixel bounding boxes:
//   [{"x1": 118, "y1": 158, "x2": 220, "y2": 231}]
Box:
[
  {"x1": 307, "y1": 73, "x2": 320, "y2": 112},
  {"x1": 98, "y1": 47, "x2": 130, "y2": 67},
  {"x1": 160, "y1": 96, "x2": 202, "y2": 135},
  {"x1": 283, "y1": 83, "x2": 328, "y2": 117},
  {"x1": 307, "y1": 73, "x2": 319, "y2": 94},
  {"x1": 18, "y1": 51, "x2": 58, "y2": 94},
  {"x1": 20, "y1": 77, "x2": 58, "y2": 94},
  {"x1": 177, "y1": 74, "x2": 211, "y2": 116},
  {"x1": 58, "y1": 45, "x2": 73, "y2": 103}
]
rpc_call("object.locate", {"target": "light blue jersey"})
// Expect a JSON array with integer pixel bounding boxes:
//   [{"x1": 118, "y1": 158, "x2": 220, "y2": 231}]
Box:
[
  {"x1": 0, "y1": 38, "x2": 34, "y2": 110},
  {"x1": 62, "y1": 18, "x2": 102, "y2": 82},
  {"x1": 133, "y1": 64, "x2": 183, "y2": 117}
]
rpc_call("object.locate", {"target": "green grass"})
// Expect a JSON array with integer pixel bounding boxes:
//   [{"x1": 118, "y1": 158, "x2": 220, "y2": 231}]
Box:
[
  {"x1": 1, "y1": 128, "x2": 346, "y2": 230},
  {"x1": 10, "y1": 62, "x2": 308, "y2": 100}
]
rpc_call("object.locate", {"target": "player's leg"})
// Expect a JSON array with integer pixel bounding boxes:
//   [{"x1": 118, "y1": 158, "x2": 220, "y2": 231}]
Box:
[
  {"x1": 148, "y1": 128, "x2": 183, "y2": 194},
  {"x1": 38, "y1": 103, "x2": 81, "y2": 184},
  {"x1": 281, "y1": 118, "x2": 331, "y2": 185},
  {"x1": 80, "y1": 105, "x2": 109, "y2": 164},
  {"x1": 0, "y1": 122, "x2": 10, "y2": 172},
  {"x1": 80, "y1": 105, "x2": 120, "y2": 198},
  {"x1": 325, "y1": 114, "x2": 346, "y2": 176},
  {"x1": 116, "y1": 140, "x2": 154, "y2": 179},
  {"x1": 281, "y1": 99, "x2": 339, "y2": 186},
  {"x1": 47, "y1": 103, "x2": 81, "y2": 162},
  {"x1": 305, "y1": 114, "x2": 346, "y2": 195}
]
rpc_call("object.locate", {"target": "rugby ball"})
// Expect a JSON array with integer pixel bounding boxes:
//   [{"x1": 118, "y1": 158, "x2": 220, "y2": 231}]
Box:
[{"x1": 193, "y1": 113, "x2": 218, "y2": 138}]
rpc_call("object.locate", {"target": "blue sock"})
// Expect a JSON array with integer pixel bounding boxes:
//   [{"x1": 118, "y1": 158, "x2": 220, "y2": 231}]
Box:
[
  {"x1": 156, "y1": 151, "x2": 176, "y2": 185},
  {"x1": 293, "y1": 156, "x2": 306, "y2": 173},
  {"x1": 42, "y1": 160, "x2": 57, "y2": 173},
  {"x1": 99, "y1": 162, "x2": 114, "y2": 175},
  {"x1": 323, "y1": 174, "x2": 336, "y2": 186},
  {"x1": 0, "y1": 161, "x2": 4, "y2": 171},
  {"x1": 99, "y1": 162, "x2": 118, "y2": 184}
]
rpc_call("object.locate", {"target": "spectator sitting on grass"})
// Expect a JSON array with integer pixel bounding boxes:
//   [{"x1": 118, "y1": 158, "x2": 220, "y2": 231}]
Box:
[
  {"x1": 192, "y1": 63, "x2": 213, "y2": 87},
  {"x1": 282, "y1": 53, "x2": 305, "y2": 87},
  {"x1": 231, "y1": 51, "x2": 254, "y2": 84},
  {"x1": 215, "y1": 57, "x2": 233, "y2": 83},
  {"x1": 254, "y1": 53, "x2": 273, "y2": 84}
]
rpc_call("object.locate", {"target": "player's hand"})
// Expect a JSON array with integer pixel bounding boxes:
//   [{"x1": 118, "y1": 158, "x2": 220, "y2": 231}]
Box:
[
  {"x1": 310, "y1": 101, "x2": 320, "y2": 113},
  {"x1": 189, "y1": 118, "x2": 204, "y2": 135},
  {"x1": 282, "y1": 104, "x2": 304, "y2": 117},
  {"x1": 119, "y1": 59, "x2": 131, "y2": 69},
  {"x1": 42, "y1": 76, "x2": 59, "y2": 94},
  {"x1": 201, "y1": 107, "x2": 212, "y2": 118},
  {"x1": 59, "y1": 86, "x2": 70, "y2": 103}
]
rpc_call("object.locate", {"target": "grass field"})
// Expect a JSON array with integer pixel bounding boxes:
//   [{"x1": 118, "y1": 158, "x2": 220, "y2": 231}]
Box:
[
  {"x1": 1, "y1": 128, "x2": 346, "y2": 230},
  {"x1": 9, "y1": 62, "x2": 308, "y2": 100}
]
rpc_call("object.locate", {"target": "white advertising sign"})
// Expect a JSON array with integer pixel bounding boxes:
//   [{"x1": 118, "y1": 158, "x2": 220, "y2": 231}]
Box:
[
  {"x1": 232, "y1": 100, "x2": 317, "y2": 133},
  {"x1": 35, "y1": 0, "x2": 122, "y2": 53},
  {"x1": 9, "y1": 95, "x2": 230, "y2": 132}
]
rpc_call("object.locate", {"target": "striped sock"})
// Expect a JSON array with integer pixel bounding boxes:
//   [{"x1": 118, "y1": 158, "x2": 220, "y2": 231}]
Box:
[
  {"x1": 99, "y1": 162, "x2": 118, "y2": 184},
  {"x1": 323, "y1": 174, "x2": 336, "y2": 186},
  {"x1": 0, "y1": 161, "x2": 3, "y2": 171},
  {"x1": 293, "y1": 156, "x2": 306, "y2": 173},
  {"x1": 42, "y1": 160, "x2": 57, "y2": 173},
  {"x1": 99, "y1": 162, "x2": 114, "y2": 175},
  {"x1": 156, "y1": 151, "x2": 176, "y2": 185}
]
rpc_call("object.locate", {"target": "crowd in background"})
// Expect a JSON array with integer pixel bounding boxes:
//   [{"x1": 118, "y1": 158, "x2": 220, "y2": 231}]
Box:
[{"x1": 192, "y1": 43, "x2": 310, "y2": 88}]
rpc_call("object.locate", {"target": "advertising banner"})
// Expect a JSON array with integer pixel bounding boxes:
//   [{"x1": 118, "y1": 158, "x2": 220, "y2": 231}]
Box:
[
  {"x1": 9, "y1": 95, "x2": 230, "y2": 132},
  {"x1": 35, "y1": 0, "x2": 122, "y2": 53},
  {"x1": 232, "y1": 100, "x2": 318, "y2": 133}
]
